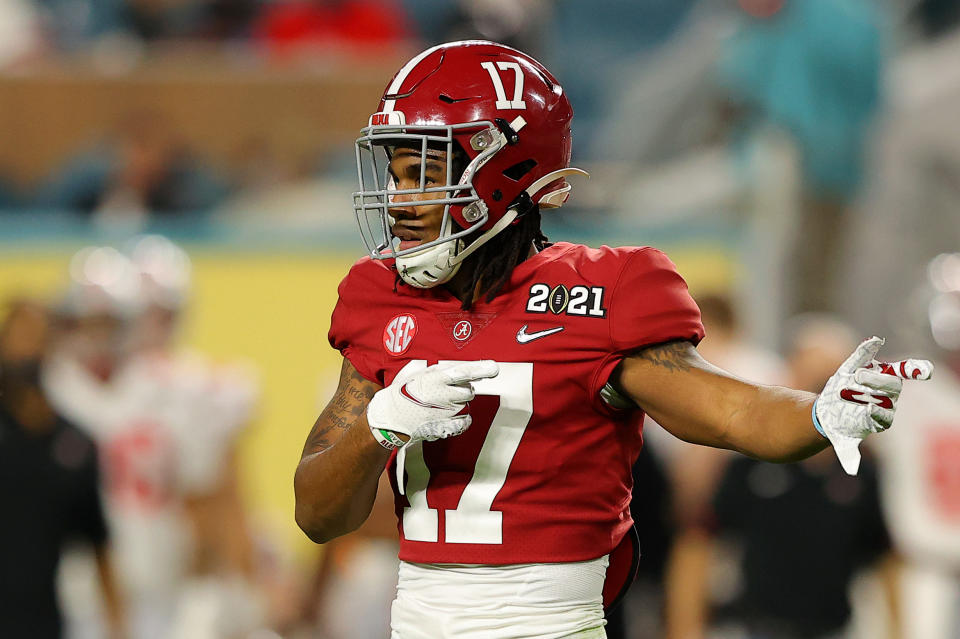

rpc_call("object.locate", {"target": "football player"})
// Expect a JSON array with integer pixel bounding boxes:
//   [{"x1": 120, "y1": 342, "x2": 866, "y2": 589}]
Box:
[
  {"x1": 872, "y1": 253, "x2": 960, "y2": 639},
  {"x1": 44, "y1": 246, "x2": 191, "y2": 639},
  {"x1": 294, "y1": 41, "x2": 932, "y2": 639},
  {"x1": 125, "y1": 235, "x2": 263, "y2": 638}
]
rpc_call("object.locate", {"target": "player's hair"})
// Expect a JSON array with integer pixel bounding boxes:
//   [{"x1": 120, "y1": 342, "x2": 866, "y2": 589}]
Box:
[{"x1": 459, "y1": 199, "x2": 549, "y2": 310}]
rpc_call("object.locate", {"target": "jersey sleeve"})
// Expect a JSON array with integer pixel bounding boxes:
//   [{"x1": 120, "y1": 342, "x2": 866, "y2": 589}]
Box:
[
  {"x1": 608, "y1": 247, "x2": 704, "y2": 352},
  {"x1": 328, "y1": 264, "x2": 383, "y2": 385},
  {"x1": 591, "y1": 247, "x2": 704, "y2": 410}
]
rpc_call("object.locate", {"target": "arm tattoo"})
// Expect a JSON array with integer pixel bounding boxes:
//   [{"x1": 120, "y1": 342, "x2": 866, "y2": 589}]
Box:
[
  {"x1": 636, "y1": 340, "x2": 694, "y2": 373},
  {"x1": 302, "y1": 362, "x2": 379, "y2": 456}
]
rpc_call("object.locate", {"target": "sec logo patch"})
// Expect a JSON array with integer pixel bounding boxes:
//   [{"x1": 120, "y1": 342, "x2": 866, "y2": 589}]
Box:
[{"x1": 383, "y1": 314, "x2": 417, "y2": 356}]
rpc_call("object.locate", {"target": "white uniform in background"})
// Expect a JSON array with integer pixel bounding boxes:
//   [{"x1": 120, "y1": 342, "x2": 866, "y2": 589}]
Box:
[
  {"x1": 46, "y1": 349, "x2": 258, "y2": 639},
  {"x1": 154, "y1": 350, "x2": 263, "y2": 639},
  {"x1": 143, "y1": 351, "x2": 257, "y2": 497},
  {"x1": 873, "y1": 366, "x2": 960, "y2": 639},
  {"x1": 45, "y1": 354, "x2": 191, "y2": 639},
  {"x1": 129, "y1": 234, "x2": 264, "y2": 638}
]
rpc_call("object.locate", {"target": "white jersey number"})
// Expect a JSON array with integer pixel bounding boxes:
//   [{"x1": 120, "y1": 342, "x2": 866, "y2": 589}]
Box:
[
  {"x1": 399, "y1": 360, "x2": 533, "y2": 544},
  {"x1": 481, "y1": 61, "x2": 527, "y2": 110}
]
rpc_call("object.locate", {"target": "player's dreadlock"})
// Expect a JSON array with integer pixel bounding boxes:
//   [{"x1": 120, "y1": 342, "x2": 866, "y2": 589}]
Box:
[{"x1": 458, "y1": 197, "x2": 549, "y2": 310}]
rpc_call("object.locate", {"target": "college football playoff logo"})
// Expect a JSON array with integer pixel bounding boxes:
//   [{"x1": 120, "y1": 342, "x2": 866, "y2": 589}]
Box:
[
  {"x1": 549, "y1": 285, "x2": 569, "y2": 314},
  {"x1": 526, "y1": 283, "x2": 607, "y2": 318}
]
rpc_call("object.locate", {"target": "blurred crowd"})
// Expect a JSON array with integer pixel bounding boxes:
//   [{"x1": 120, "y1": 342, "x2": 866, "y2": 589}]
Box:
[
  {"x1": 3, "y1": 0, "x2": 960, "y2": 638},
  {"x1": 0, "y1": 0, "x2": 957, "y2": 330},
  {"x1": 0, "y1": 0, "x2": 413, "y2": 62}
]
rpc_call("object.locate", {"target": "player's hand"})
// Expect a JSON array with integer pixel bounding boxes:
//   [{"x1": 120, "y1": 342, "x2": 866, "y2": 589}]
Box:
[
  {"x1": 367, "y1": 360, "x2": 499, "y2": 449},
  {"x1": 813, "y1": 336, "x2": 933, "y2": 475}
]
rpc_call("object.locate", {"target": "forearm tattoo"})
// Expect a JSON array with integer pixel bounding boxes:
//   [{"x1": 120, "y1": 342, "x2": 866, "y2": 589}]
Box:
[
  {"x1": 637, "y1": 340, "x2": 694, "y2": 373},
  {"x1": 302, "y1": 362, "x2": 379, "y2": 455}
]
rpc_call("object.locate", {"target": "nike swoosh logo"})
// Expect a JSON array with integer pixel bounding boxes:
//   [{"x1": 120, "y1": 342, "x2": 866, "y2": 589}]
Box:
[{"x1": 516, "y1": 325, "x2": 564, "y2": 344}]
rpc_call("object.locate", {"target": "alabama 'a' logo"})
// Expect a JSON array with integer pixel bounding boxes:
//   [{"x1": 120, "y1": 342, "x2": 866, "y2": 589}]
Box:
[
  {"x1": 453, "y1": 320, "x2": 472, "y2": 341},
  {"x1": 436, "y1": 312, "x2": 495, "y2": 349},
  {"x1": 383, "y1": 314, "x2": 417, "y2": 356}
]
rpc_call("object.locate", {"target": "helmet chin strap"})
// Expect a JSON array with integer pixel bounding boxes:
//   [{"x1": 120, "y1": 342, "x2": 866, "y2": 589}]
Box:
[
  {"x1": 449, "y1": 167, "x2": 589, "y2": 266},
  {"x1": 395, "y1": 233, "x2": 463, "y2": 288}
]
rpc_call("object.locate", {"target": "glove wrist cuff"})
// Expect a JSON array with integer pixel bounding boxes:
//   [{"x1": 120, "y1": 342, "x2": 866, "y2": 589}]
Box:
[
  {"x1": 370, "y1": 426, "x2": 406, "y2": 450},
  {"x1": 811, "y1": 399, "x2": 827, "y2": 439}
]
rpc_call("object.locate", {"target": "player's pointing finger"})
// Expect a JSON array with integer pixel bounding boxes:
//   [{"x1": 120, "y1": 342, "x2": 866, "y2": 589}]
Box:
[
  {"x1": 442, "y1": 360, "x2": 500, "y2": 384},
  {"x1": 881, "y1": 358, "x2": 934, "y2": 381}
]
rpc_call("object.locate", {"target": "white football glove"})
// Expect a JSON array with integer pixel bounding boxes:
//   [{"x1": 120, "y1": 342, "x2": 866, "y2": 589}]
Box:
[
  {"x1": 367, "y1": 360, "x2": 499, "y2": 449},
  {"x1": 813, "y1": 336, "x2": 933, "y2": 475}
]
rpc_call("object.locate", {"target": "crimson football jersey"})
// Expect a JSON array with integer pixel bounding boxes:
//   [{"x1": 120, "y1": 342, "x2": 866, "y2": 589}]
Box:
[{"x1": 329, "y1": 242, "x2": 703, "y2": 565}]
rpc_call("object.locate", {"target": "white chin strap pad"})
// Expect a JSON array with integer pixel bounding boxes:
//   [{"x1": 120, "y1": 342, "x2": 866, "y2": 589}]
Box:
[{"x1": 396, "y1": 240, "x2": 462, "y2": 288}]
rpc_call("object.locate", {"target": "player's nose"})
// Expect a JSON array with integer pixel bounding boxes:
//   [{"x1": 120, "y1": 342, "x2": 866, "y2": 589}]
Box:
[
  {"x1": 390, "y1": 203, "x2": 417, "y2": 221},
  {"x1": 389, "y1": 187, "x2": 422, "y2": 214}
]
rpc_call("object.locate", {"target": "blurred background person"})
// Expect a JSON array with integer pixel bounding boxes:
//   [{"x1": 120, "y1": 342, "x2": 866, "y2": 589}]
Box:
[
  {"x1": 126, "y1": 234, "x2": 264, "y2": 639},
  {"x1": 253, "y1": 0, "x2": 413, "y2": 61},
  {"x1": 0, "y1": 0, "x2": 44, "y2": 68},
  {"x1": 299, "y1": 472, "x2": 398, "y2": 639},
  {"x1": 0, "y1": 298, "x2": 125, "y2": 639},
  {"x1": 666, "y1": 314, "x2": 899, "y2": 639},
  {"x1": 605, "y1": 442, "x2": 675, "y2": 639},
  {"x1": 43, "y1": 240, "x2": 267, "y2": 638},
  {"x1": 408, "y1": 0, "x2": 550, "y2": 56},
  {"x1": 871, "y1": 252, "x2": 960, "y2": 639},
  {"x1": 37, "y1": 110, "x2": 229, "y2": 230},
  {"x1": 716, "y1": 0, "x2": 885, "y2": 316},
  {"x1": 43, "y1": 246, "x2": 192, "y2": 639},
  {"x1": 585, "y1": 0, "x2": 885, "y2": 348},
  {"x1": 840, "y1": 8, "x2": 960, "y2": 345}
]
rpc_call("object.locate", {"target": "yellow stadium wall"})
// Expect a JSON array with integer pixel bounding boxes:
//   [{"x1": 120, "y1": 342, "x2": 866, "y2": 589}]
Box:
[{"x1": 0, "y1": 244, "x2": 736, "y2": 558}]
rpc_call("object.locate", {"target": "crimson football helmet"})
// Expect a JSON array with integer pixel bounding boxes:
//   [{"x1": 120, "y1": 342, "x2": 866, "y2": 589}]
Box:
[{"x1": 354, "y1": 40, "x2": 587, "y2": 288}]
